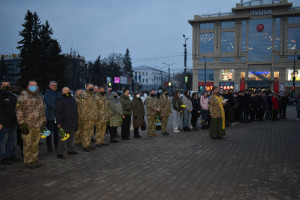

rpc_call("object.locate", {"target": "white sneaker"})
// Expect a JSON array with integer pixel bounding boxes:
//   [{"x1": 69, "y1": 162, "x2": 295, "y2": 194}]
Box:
[
  {"x1": 173, "y1": 128, "x2": 180, "y2": 133},
  {"x1": 189, "y1": 125, "x2": 193, "y2": 129}
]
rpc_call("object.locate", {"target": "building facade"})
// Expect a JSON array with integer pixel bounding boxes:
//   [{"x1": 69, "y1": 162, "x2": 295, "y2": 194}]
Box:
[
  {"x1": 0, "y1": 54, "x2": 21, "y2": 85},
  {"x1": 133, "y1": 65, "x2": 168, "y2": 91},
  {"x1": 189, "y1": 0, "x2": 300, "y2": 94}
]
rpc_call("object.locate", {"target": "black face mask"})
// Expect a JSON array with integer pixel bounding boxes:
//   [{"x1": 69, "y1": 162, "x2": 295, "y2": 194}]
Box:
[
  {"x1": 164, "y1": 93, "x2": 168, "y2": 96},
  {"x1": 114, "y1": 96, "x2": 118, "y2": 99},
  {"x1": 151, "y1": 93, "x2": 155, "y2": 97},
  {"x1": 100, "y1": 92, "x2": 105, "y2": 95},
  {"x1": 63, "y1": 92, "x2": 71, "y2": 98},
  {"x1": 89, "y1": 88, "x2": 93, "y2": 92},
  {"x1": 2, "y1": 86, "x2": 10, "y2": 91}
]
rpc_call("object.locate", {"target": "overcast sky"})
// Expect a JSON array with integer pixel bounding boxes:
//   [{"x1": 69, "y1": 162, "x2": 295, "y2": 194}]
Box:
[{"x1": 1, "y1": 0, "x2": 299, "y2": 73}]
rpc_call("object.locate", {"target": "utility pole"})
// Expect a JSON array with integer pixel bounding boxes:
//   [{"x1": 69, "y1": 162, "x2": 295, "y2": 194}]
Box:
[
  {"x1": 204, "y1": 56, "x2": 207, "y2": 92},
  {"x1": 183, "y1": 34, "x2": 188, "y2": 91},
  {"x1": 293, "y1": 51, "x2": 296, "y2": 97}
]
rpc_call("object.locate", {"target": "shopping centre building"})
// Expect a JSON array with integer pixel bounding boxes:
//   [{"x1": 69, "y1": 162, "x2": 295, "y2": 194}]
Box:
[{"x1": 189, "y1": 0, "x2": 300, "y2": 94}]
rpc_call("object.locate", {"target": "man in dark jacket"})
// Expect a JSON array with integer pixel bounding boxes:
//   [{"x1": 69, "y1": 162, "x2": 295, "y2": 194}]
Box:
[
  {"x1": 244, "y1": 90, "x2": 251, "y2": 122},
  {"x1": 0, "y1": 81, "x2": 18, "y2": 165},
  {"x1": 55, "y1": 87, "x2": 78, "y2": 159},
  {"x1": 44, "y1": 81, "x2": 61, "y2": 152},
  {"x1": 279, "y1": 92, "x2": 289, "y2": 119},
  {"x1": 119, "y1": 89, "x2": 132, "y2": 140}
]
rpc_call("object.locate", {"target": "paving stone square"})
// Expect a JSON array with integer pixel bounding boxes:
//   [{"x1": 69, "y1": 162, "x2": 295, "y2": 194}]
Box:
[{"x1": 0, "y1": 106, "x2": 300, "y2": 200}]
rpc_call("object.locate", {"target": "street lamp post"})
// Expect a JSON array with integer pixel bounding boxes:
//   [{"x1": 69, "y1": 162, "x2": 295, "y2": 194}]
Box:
[
  {"x1": 183, "y1": 34, "x2": 188, "y2": 91},
  {"x1": 293, "y1": 52, "x2": 296, "y2": 98},
  {"x1": 204, "y1": 56, "x2": 207, "y2": 92},
  {"x1": 162, "y1": 62, "x2": 174, "y2": 94}
]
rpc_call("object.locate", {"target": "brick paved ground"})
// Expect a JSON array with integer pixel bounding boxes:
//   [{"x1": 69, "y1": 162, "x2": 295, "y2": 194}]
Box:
[{"x1": 0, "y1": 106, "x2": 300, "y2": 200}]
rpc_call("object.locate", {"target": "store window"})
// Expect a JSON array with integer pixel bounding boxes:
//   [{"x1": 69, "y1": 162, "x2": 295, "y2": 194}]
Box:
[
  {"x1": 274, "y1": 71, "x2": 279, "y2": 79},
  {"x1": 221, "y1": 21, "x2": 235, "y2": 29},
  {"x1": 287, "y1": 28, "x2": 300, "y2": 50},
  {"x1": 220, "y1": 69, "x2": 234, "y2": 81},
  {"x1": 221, "y1": 32, "x2": 235, "y2": 52},
  {"x1": 240, "y1": 72, "x2": 245, "y2": 79},
  {"x1": 198, "y1": 69, "x2": 214, "y2": 81},
  {"x1": 287, "y1": 69, "x2": 300, "y2": 81},
  {"x1": 248, "y1": 19, "x2": 273, "y2": 61},
  {"x1": 200, "y1": 33, "x2": 215, "y2": 53},
  {"x1": 200, "y1": 23, "x2": 214, "y2": 30},
  {"x1": 146, "y1": 72, "x2": 148, "y2": 75},
  {"x1": 248, "y1": 70, "x2": 271, "y2": 80}
]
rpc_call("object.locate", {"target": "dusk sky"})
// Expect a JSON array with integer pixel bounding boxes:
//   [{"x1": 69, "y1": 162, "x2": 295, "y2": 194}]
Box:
[{"x1": 1, "y1": 0, "x2": 299, "y2": 73}]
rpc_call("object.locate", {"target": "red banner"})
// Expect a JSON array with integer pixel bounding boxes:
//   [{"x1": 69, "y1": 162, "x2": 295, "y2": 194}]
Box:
[
  {"x1": 274, "y1": 78, "x2": 279, "y2": 93},
  {"x1": 240, "y1": 79, "x2": 245, "y2": 91},
  {"x1": 198, "y1": 82, "x2": 214, "y2": 86}
]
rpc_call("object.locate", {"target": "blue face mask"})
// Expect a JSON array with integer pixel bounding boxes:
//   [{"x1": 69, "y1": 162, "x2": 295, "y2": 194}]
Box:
[
  {"x1": 159, "y1": 90, "x2": 162, "y2": 94},
  {"x1": 29, "y1": 86, "x2": 37, "y2": 93}
]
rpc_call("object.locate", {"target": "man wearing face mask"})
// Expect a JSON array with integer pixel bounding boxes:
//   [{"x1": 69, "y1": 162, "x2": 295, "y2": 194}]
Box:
[
  {"x1": 80, "y1": 83, "x2": 98, "y2": 152},
  {"x1": 0, "y1": 81, "x2": 18, "y2": 165},
  {"x1": 145, "y1": 89, "x2": 160, "y2": 137},
  {"x1": 55, "y1": 87, "x2": 78, "y2": 159},
  {"x1": 159, "y1": 89, "x2": 171, "y2": 135},
  {"x1": 95, "y1": 86, "x2": 110, "y2": 146},
  {"x1": 15, "y1": 80, "x2": 46, "y2": 169}
]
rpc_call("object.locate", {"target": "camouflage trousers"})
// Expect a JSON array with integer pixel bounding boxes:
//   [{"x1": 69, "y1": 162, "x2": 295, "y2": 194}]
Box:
[
  {"x1": 74, "y1": 120, "x2": 84, "y2": 144},
  {"x1": 147, "y1": 115, "x2": 156, "y2": 135},
  {"x1": 161, "y1": 115, "x2": 170, "y2": 133},
  {"x1": 21, "y1": 127, "x2": 40, "y2": 164},
  {"x1": 82, "y1": 120, "x2": 96, "y2": 148},
  {"x1": 96, "y1": 121, "x2": 107, "y2": 144}
]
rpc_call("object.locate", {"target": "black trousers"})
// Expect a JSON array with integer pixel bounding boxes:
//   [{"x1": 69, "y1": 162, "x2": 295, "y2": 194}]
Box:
[
  {"x1": 134, "y1": 127, "x2": 140, "y2": 137},
  {"x1": 279, "y1": 106, "x2": 287, "y2": 119},
  {"x1": 191, "y1": 111, "x2": 199, "y2": 128},
  {"x1": 110, "y1": 127, "x2": 117, "y2": 140},
  {"x1": 121, "y1": 115, "x2": 131, "y2": 139},
  {"x1": 46, "y1": 120, "x2": 59, "y2": 148}
]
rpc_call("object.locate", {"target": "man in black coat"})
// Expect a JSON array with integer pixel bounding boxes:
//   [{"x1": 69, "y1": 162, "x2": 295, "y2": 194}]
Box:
[
  {"x1": 244, "y1": 90, "x2": 251, "y2": 122},
  {"x1": 0, "y1": 81, "x2": 18, "y2": 165},
  {"x1": 55, "y1": 87, "x2": 79, "y2": 159}
]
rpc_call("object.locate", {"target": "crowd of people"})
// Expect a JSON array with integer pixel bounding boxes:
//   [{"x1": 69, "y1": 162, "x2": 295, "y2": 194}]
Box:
[{"x1": 0, "y1": 80, "x2": 299, "y2": 169}]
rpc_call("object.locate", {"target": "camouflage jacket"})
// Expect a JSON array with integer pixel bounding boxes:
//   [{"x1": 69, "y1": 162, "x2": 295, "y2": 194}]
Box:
[
  {"x1": 145, "y1": 96, "x2": 160, "y2": 116},
  {"x1": 75, "y1": 94, "x2": 86, "y2": 121},
  {"x1": 95, "y1": 94, "x2": 110, "y2": 122},
  {"x1": 159, "y1": 94, "x2": 172, "y2": 116},
  {"x1": 79, "y1": 91, "x2": 98, "y2": 121},
  {"x1": 15, "y1": 91, "x2": 46, "y2": 128}
]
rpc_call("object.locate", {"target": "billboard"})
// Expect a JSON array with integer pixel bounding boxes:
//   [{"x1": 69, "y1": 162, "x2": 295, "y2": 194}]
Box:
[
  {"x1": 114, "y1": 77, "x2": 120, "y2": 83},
  {"x1": 287, "y1": 69, "x2": 300, "y2": 81}
]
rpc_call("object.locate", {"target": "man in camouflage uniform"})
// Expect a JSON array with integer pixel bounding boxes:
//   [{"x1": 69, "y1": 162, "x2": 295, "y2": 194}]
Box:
[
  {"x1": 95, "y1": 86, "x2": 110, "y2": 147},
  {"x1": 145, "y1": 89, "x2": 160, "y2": 137},
  {"x1": 15, "y1": 80, "x2": 46, "y2": 169},
  {"x1": 74, "y1": 89, "x2": 85, "y2": 146},
  {"x1": 81, "y1": 83, "x2": 98, "y2": 152},
  {"x1": 159, "y1": 89, "x2": 172, "y2": 135}
]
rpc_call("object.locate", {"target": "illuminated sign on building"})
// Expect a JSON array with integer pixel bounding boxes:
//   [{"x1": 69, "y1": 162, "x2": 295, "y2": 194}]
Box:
[
  {"x1": 114, "y1": 77, "x2": 120, "y2": 83},
  {"x1": 250, "y1": 9, "x2": 272, "y2": 16}
]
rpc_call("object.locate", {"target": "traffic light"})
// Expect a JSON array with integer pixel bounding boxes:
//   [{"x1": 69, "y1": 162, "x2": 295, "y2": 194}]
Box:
[{"x1": 292, "y1": 86, "x2": 295, "y2": 91}]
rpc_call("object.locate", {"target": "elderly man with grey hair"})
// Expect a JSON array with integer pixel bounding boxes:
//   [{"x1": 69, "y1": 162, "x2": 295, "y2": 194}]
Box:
[
  {"x1": 44, "y1": 81, "x2": 61, "y2": 152},
  {"x1": 54, "y1": 87, "x2": 78, "y2": 159}
]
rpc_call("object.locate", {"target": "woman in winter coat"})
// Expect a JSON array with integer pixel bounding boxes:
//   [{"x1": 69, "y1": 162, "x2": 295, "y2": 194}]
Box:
[
  {"x1": 132, "y1": 92, "x2": 145, "y2": 138},
  {"x1": 108, "y1": 91, "x2": 123, "y2": 143},
  {"x1": 200, "y1": 91, "x2": 209, "y2": 129},
  {"x1": 182, "y1": 90, "x2": 193, "y2": 131},
  {"x1": 191, "y1": 92, "x2": 201, "y2": 129}
]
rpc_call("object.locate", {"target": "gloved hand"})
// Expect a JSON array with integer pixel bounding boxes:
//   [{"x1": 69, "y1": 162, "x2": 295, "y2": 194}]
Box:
[{"x1": 19, "y1": 124, "x2": 29, "y2": 135}]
